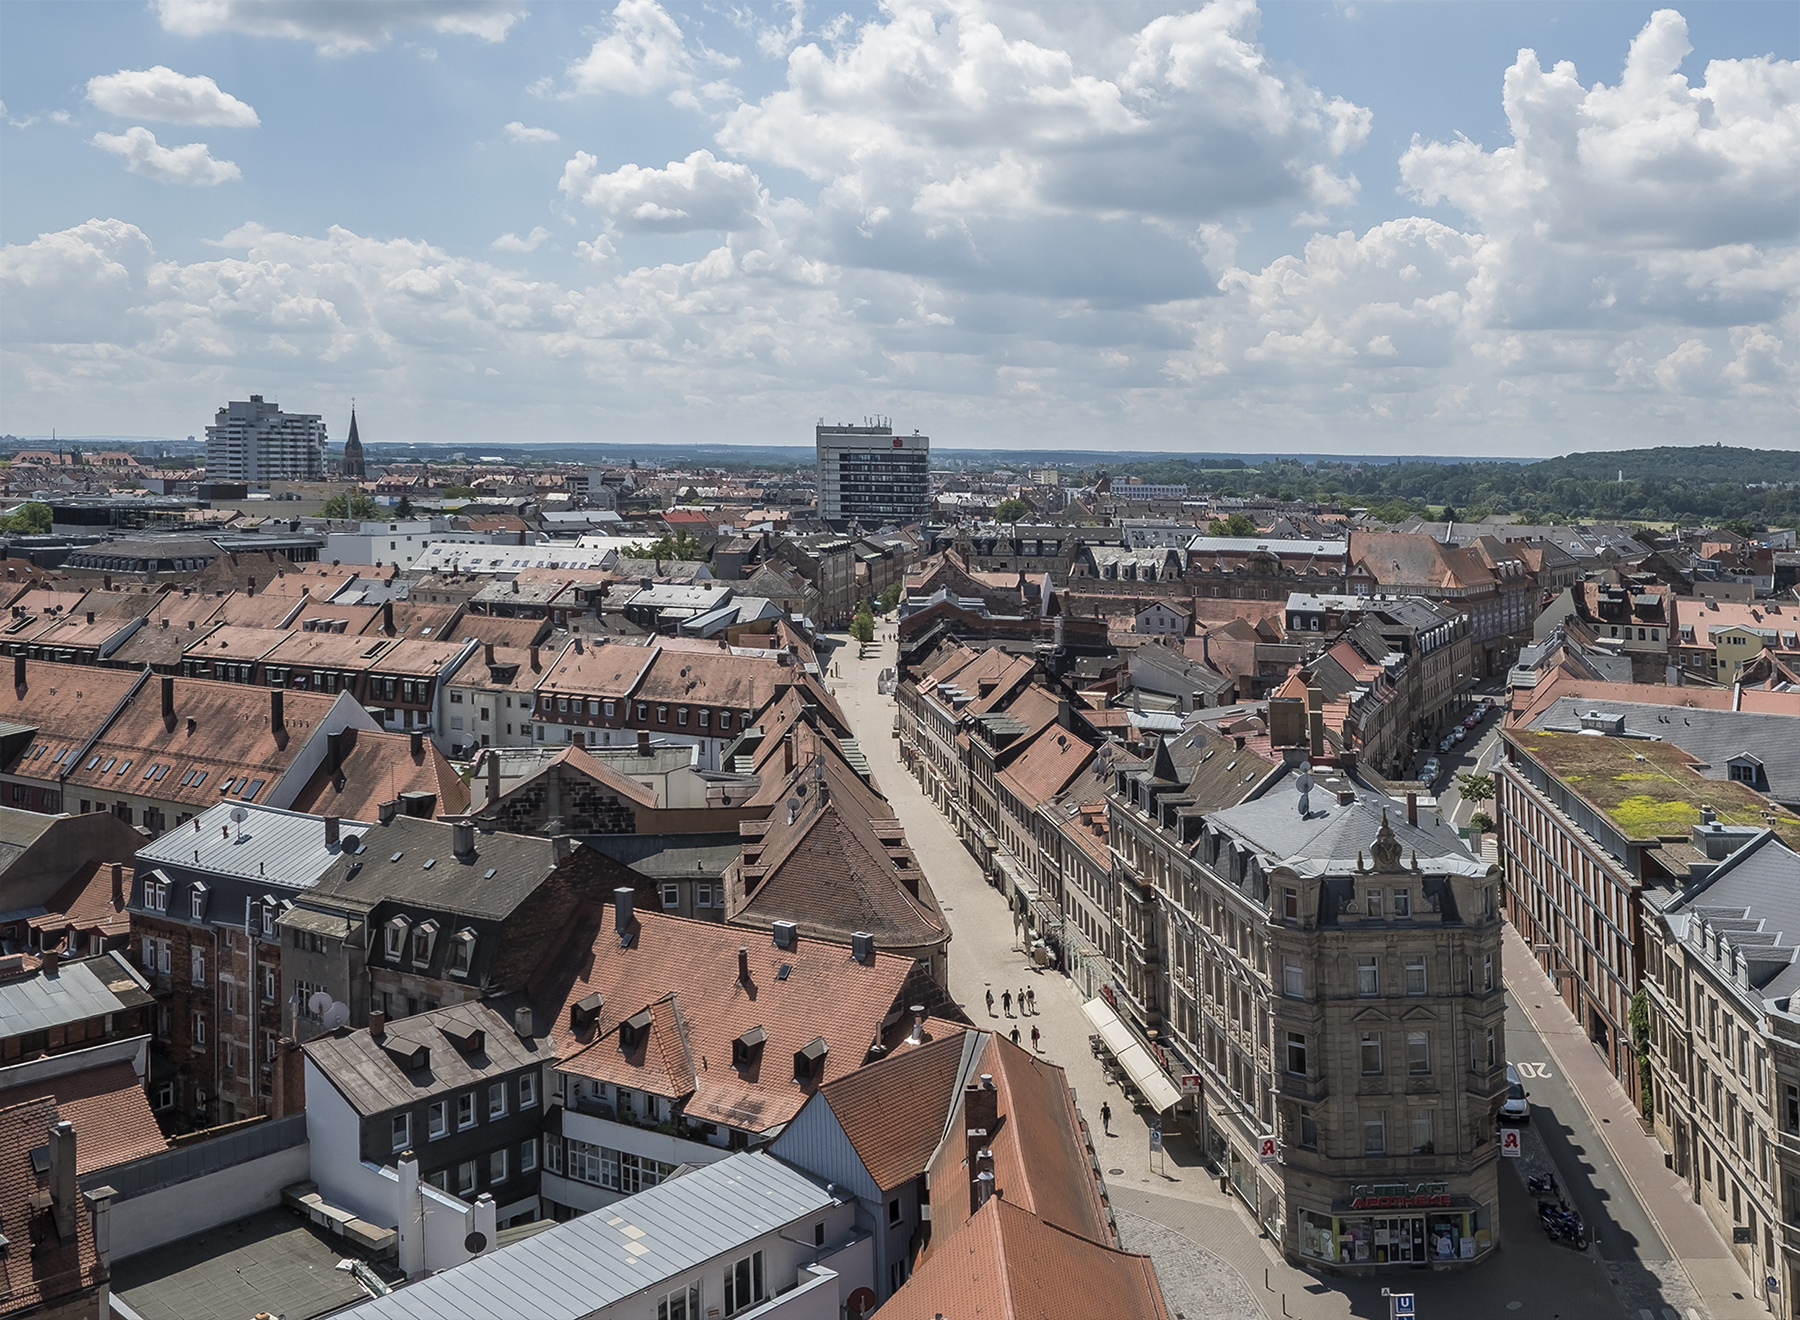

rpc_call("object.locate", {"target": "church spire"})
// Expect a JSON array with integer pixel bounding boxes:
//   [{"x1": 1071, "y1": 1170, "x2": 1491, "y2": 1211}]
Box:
[{"x1": 341, "y1": 398, "x2": 366, "y2": 480}]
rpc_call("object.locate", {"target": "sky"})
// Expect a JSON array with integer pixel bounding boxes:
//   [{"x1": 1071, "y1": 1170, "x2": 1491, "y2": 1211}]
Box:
[{"x1": 0, "y1": 0, "x2": 1795, "y2": 456}]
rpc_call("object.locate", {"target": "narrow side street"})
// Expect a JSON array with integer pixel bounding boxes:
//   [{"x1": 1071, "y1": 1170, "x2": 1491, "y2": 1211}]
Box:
[{"x1": 828, "y1": 626, "x2": 1739, "y2": 1320}]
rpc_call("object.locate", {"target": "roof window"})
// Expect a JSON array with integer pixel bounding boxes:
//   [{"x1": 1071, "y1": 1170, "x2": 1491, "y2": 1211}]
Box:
[{"x1": 732, "y1": 1026, "x2": 766, "y2": 1070}]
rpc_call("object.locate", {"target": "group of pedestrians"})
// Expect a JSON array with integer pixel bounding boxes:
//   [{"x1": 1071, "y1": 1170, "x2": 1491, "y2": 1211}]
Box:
[{"x1": 987, "y1": 985, "x2": 1042, "y2": 1052}]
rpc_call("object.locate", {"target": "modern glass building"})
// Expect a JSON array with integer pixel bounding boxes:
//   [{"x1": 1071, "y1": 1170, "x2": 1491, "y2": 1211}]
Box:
[{"x1": 815, "y1": 422, "x2": 929, "y2": 527}]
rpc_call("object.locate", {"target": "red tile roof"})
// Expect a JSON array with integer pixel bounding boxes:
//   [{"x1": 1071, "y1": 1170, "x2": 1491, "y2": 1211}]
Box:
[
  {"x1": 995, "y1": 726, "x2": 1096, "y2": 809},
  {"x1": 0, "y1": 1094, "x2": 105, "y2": 1312},
  {"x1": 28, "y1": 862, "x2": 133, "y2": 946},
  {"x1": 538, "y1": 905, "x2": 915, "y2": 1133},
  {"x1": 814, "y1": 1032, "x2": 966, "y2": 1191},
  {"x1": 287, "y1": 726, "x2": 471, "y2": 820},
  {"x1": 974, "y1": 1034, "x2": 1111, "y2": 1245},
  {"x1": 0, "y1": 661, "x2": 143, "y2": 775},
  {"x1": 0, "y1": 1061, "x2": 165, "y2": 1173},
  {"x1": 884, "y1": 1196, "x2": 1168, "y2": 1320}
]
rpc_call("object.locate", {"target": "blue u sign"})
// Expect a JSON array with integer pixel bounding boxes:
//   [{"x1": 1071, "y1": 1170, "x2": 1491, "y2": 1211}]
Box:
[{"x1": 1393, "y1": 1295, "x2": 1416, "y2": 1317}]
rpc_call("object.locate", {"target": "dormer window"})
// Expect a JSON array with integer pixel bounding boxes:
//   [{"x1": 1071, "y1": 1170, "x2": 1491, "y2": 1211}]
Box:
[
  {"x1": 794, "y1": 1036, "x2": 828, "y2": 1083},
  {"x1": 732, "y1": 1026, "x2": 766, "y2": 1070},
  {"x1": 384, "y1": 916, "x2": 408, "y2": 960},
  {"x1": 619, "y1": 1007, "x2": 653, "y2": 1052},
  {"x1": 190, "y1": 884, "x2": 208, "y2": 922},
  {"x1": 450, "y1": 929, "x2": 476, "y2": 977},
  {"x1": 411, "y1": 920, "x2": 439, "y2": 967}
]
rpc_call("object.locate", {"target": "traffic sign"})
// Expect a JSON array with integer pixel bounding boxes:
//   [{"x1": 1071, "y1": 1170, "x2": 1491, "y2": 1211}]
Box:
[
  {"x1": 1391, "y1": 1293, "x2": 1415, "y2": 1318},
  {"x1": 1258, "y1": 1135, "x2": 1277, "y2": 1164},
  {"x1": 1149, "y1": 1128, "x2": 1163, "y2": 1152},
  {"x1": 1499, "y1": 1127, "x2": 1521, "y2": 1158}
]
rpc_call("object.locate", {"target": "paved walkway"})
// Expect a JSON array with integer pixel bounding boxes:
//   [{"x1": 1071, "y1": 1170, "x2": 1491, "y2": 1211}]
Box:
[{"x1": 1504, "y1": 925, "x2": 1763, "y2": 1320}]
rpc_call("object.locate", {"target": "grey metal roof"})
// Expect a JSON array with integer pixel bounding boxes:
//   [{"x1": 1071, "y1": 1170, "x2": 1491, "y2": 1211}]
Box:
[
  {"x1": 1663, "y1": 835, "x2": 1800, "y2": 999},
  {"x1": 303, "y1": 998, "x2": 547, "y2": 1117},
  {"x1": 333, "y1": 1151, "x2": 839, "y2": 1320},
  {"x1": 1525, "y1": 695, "x2": 1800, "y2": 804},
  {"x1": 0, "y1": 951, "x2": 153, "y2": 1037},
  {"x1": 136, "y1": 801, "x2": 372, "y2": 890},
  {"x1": 582, "y1": 832, "x2": 743, "y2": 879},
  {"x1": 1184, "y1": 536, "x2": 1346, "y2": 556}
]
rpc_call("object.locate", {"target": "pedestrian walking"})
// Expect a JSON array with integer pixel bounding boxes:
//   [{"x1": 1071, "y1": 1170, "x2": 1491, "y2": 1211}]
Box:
[
  {"x1": 1030, "y1": 1025, "x2": 1040, "y2": 1052},
  {"x1": 1101, "y1": 1102, "x2": 1112, "y2": 1135},
  {"x1": 1018, "y1": 987, "x2": 1027, "y2": 1015},
  {"x1": 1026, "y1": 987, "x2": 1036, "y2": 1014},
  {"x1": 1010, "y1": 1026, "x2": 1021, "y2": 1046},
  {"x1": 985, "y1": 989, "x2": 995, "y2": 1017},
  {"x1": 1002, "y1": 990, "x2": 1012, "y2": 1016}
]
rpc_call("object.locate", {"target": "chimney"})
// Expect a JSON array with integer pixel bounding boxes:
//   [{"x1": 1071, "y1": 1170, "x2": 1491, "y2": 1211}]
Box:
[
  {"x1": 369, "y1": 1010, "x2": 386, "y2": 1039},
  {"x1": 514, "y1": 1005, "x2": 533, "y2": 1039},
  {"x1": 161, "y1": 674, "x2": 176, "y2": 722},
  {"x1": 773, "y1": 919, "x2": 797, "y2": 950},
  {"x1": 383, "y1": 600, "x2": 395, "y2": 635},
  {"x1": 13, "y1": 653, "x2": 23, "y2": 691},
  {"x1": 851, "y1": 931, "x2": 874, "y2": 963},
  {"x1": 530, "y1": 645, "x2": 541, "y2": 672},
  {"x1": 48, "y1": 1118, "x2": 78, "y2": 1242},
  {"x1": 908, "y1": 1005, "x2": 925, "y2": 1044},
  {"x1": 111, "y1": 863, "x2": 124, "y2": 908},
  {"x1": 484, "y1": 642, "x2": 495, "y2": 667},
  {"x1": 511, "y1": 578, "x2": 520, "y2": 594},
  {"x1": 738, "y1": 946, "x2": 751, "y2": 986},
  {"x1": 378, "y1": 799, "x2": 399, "y2": 824},
  {"x1": 270, "y1": 1036, "x2": 307, "y2": 1118},
  {"x1": 84, "y1": 1186, "x2": 116, "y2": 1271},
  {"x1": 161, "y1": 616, "x2": 168, "y2": 628},
  {"x1": 613, "y1": 886, "x2": 634, "y2": 934},
  {"x1": 327, "y1": 728, "x2": 345, "y2": 775},
  {"x1": 487, "y1": 752, "x2": 502, "y2": 804},
  {"x1": 270, "y1": 688, "x2": 284, "y2": 732},
  {"x1": 784, "y1": 732, "x2": 795, "y2": 774},
  {"x1": 1406, "y1": 792, "x2": 1418, "y2": 828},
  {"x1": 41, "y1": 948, "x2": 60, "y2": 975},
  {"x1": 453, "y1": 819, "x2": 475, "y2": 857},
  {"x1": 247, "y1": 575, "x2": 256, "y2": 596},
  {"x1": 637, "y1": 729, "x2": 650, "y2": 756},
  {"x1": 85, "y1": 610, "x2": 94, "y2": 625},
  {"x1": 410, "y1": 729, "x2": 424, "y2": 760}
]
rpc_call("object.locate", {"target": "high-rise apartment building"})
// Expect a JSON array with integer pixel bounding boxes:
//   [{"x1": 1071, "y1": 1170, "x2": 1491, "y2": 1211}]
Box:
[
  {"x1": 205, "y1": 395, "x2": 327, "y2": 483},
  {"x1": 815, "y1": 421, "x2": 929, "y2": 527}
]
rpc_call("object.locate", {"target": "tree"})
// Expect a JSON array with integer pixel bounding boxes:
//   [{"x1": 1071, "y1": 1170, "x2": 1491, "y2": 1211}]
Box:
[
  {"x1": 1468, "y1": 810, "x2": 1494, "y2": 835},
  {"x1": 1629, "y1": 987, "x2": 1653, "y2": 1115},
  {"x1": 1206, "y1": 512, "x2": 1257, "y2": 537},
  {"x1": 994, "y1": 497, "x2": 1029, "y2": 522},
  {"x1": 319, "y1": 491, "x2": 379, "y2": 519},
  {"x1": 441, "y1": 484, "x2": 478, "y2": 498},
  {"x1": 0, "y1": 502, "x2": 51, "y2": 534},
  {"x1": 1455, "y1": 771, "x2": 1495, "y2": 805},
  {"x1": 850, "y1": 601, "x2": 875, "y2": 644},
  {"x1": 626, "y1": 530, "x2": 703, "y2": 562},
  {"x1": 395, "y1": 495, "x2": 414, "y2": 518}
]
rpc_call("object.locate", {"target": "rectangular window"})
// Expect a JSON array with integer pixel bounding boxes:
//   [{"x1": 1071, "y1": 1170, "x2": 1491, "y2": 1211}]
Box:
[
  {"x1": 1410, "y1": 1108, "x2": 1435, "y2": 1154},
  {"x1": 724, "y1": 1250, "x2": 765, "y2": 1316},
  {"x1": 1366, "y1": 888, "x2": 1382, "y2": 917},
  {"x1": 191, "y1": 947, "x2": 206, "y2": 986},
  {"x1": 458, "y1": 1160, "x2": 477, "y2": 1195},
  {"x1": 1363, "y1": 1110, "x2": 1386, "y2": 1155},
  {"x1": 519, "y1": 1072, "x2": 537, "y2": 1109},
  {"x1": 1283, "y1": 962, "x2": 1304, "y2": 998},
  {"x1": 1282, "y1": 887, "x2": 1298, "y2": 920},
  {"x1": 1392, "y1": 889, "x2": 1410, "y2": 919},
  {"x1": 1286, "y1": 1032, "x2": 1308, "y2": 1076},
  {"x1": 428, "y1": 1101, "x2": 447, "y2": 1139},
  {"x1": 490, "y1": 1148, "x2": 508, "y2": 1183},
  {"x1": 1405, "y1": 956, "x2": 1427, "y2": 996},
  {"x1": 392, "y1": 1113, "x2": 411, "y2": 1152},
  {"x1": 1299, "y1": 1108, "x2": 1318, "y2": 1150},
  {"x1": 662, "y1": 883, "x2": 680, "y2": 910},
  {"x1": 520, "y1": 1139, "x2": 537, "y2": 1173},
  {"x1": 193, "y1": 1012, "x2": 207, "y2": 1048},
  {"x1": 1409, "y1": 1031, "x2": 1431, "y2": 1074},
  {"x1": 1361, "y1": 1032, "x2": 1382, "y2": 1075},
  {"x1": 488, "y1": 1081, "x2": 507, "y2": 1119},
  {"x1": 1357, "y1": 956, "x2": 1379, "y2": 997},
  {"x1": 1486, "y1": 1027, "x2": 1497, "y2": 1069},
  {"x1": 458, "y1": 1093, "x2": 476, "y2": 1130},
  {"x1": 1483, "y1": 954, "x2": 1495, "y2": 992}
]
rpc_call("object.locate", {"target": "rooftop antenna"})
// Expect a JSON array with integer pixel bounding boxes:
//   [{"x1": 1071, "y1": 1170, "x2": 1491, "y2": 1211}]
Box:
[
  {"x1": 229, "y1": 804, "x2": 249, "y2": 838},
  {"x1": 1295, "y1": 762, "x2": 1314, "y2": 817}
]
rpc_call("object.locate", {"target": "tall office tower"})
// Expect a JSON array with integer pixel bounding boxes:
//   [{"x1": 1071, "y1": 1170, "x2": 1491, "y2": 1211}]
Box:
[
  {"x1": 341, "y1": 404, "x2": 366, "y2": 480},
  {"x1": 814, "y1": 420, "x2": 930, "y2": 527},
  {"x1": 204, "y1": 395, "x2": 327, "y2": 483}
]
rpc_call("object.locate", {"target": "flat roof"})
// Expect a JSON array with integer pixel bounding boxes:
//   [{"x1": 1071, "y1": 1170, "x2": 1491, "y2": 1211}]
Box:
[{"x1": 0, "y1": 951, "x2": 152, "y2": 1037}]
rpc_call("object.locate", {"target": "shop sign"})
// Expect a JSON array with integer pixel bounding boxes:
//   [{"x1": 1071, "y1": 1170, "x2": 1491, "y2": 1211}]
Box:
[
  {"x1": 1346, "y1": 1181, "x2": 1451, "y2": 1211},
  {"x1": 1180, "y1": 1074, "x2": 1202, "y2": 1095}
]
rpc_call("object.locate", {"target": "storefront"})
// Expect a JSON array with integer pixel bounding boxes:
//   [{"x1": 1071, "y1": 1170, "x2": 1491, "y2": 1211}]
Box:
[{"x1": 1298, "y1": 1184, "x2": 1492, "y2": 1268}]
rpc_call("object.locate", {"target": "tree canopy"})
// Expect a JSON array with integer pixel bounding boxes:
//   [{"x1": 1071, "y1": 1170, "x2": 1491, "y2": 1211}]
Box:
[
  {"x1": 0, "y1": 502, "x2": 51, "y2": 534},
  {"x1": 320, "y1": 491, "x2": 379, "y2": 520}
]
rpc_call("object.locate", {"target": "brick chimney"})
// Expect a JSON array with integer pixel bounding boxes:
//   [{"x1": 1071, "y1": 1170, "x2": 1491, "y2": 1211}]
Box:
[
  {"x1": 369, "y1": 1010, "x2": 386, "y2": 1040},
  {"x1": 111, "y1": 863, "x2": 125, "y2": 908},
  {"x1": 637, "y1": 730, "x2": 650, "y2": 756},
  {"x1": 48, "y1": 1118, "x2": 78, "y2": 1242},
  {"x1": 270, "y1": 688, "x2": 285, "y2": 733},
  {"x1": 270, "y1": 1037, "x2": 307, "y2": 1118}
]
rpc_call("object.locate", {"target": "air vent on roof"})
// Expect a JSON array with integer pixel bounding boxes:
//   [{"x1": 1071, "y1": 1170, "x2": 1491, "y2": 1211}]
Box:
[
  {"x1": 422, "y1": 859, "x2": 435, "y2": 869},
  {"x1": 484, "y1": 868, "x2": 496, "y2": 880},
  {"x1": 391, "y1": 852, "x2": 403, "y2": 863},
  {"x1": 776, "y1": 963, "x2": 792, "y2": 981}
]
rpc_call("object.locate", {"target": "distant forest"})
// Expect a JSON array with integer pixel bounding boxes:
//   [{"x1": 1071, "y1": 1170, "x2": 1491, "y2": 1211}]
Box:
[{"x1": 1119, "y1": 446, "x2": 1800, "y2": 528}]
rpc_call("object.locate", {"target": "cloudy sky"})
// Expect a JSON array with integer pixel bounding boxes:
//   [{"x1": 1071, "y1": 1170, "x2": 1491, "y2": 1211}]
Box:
[{"x1": 1, "y1": 1, "x2": 1795, "y2": 455}]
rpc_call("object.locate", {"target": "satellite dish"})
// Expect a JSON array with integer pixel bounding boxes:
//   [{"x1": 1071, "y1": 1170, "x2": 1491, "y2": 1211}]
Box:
[
  {"x1": 321, "y1": 1001, "x2": 351, "y2": 1031},
  {"x1": 464, "y1": 1231, "x2": 488, "y2": 1254},
  {"x1": 230, "y1": 806, "x2": 249, "y2": 824},
  {"x1": 308, "y1": 991, "x2": 334, "y2": 1017}
]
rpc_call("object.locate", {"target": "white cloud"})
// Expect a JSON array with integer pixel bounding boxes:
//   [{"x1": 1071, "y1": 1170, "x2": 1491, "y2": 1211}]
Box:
[
  {"x1": 566, "y1": 0, "x2": 696, "y2": 96},
  {"x1": 92, "y1": 127, "x2": 240, "y2": 186},
  {"x1": 87, "y1": 67, "x2": 259, "y2": 128},
  {"x1": 155, "y1": 0, "x2": 526, "y2": 55},
  {"x1": 560, "y1": 150, "x2": 766, "y2": 233},
  {"x1": 504, "y1": 121, "x2": 559, "y2": 143},
  {"x1": 491, "y1": 226, "x2": 551, "y2": 251}
]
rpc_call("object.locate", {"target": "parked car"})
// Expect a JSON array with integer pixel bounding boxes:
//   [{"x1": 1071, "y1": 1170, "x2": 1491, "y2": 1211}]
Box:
[
  {"x1": 1463, "y1": 713, "x2": 1481, "y2": 729},
  {"x1": 1420, "y1": 758, "x2": 1441, "y2": 780},
  {"x1": 1500, "y1": 1064, "x2": 1531, "y2": 1123},
  {"x1": 1439, "y1": 737, "x2": 1455, "y2": 753},
  {"x1": 1481, "y1": 696, "x2": 1497, "y2": 710},
  {"x1": 1453, "y1": 727, "x2": 1467, "y2": 743}
]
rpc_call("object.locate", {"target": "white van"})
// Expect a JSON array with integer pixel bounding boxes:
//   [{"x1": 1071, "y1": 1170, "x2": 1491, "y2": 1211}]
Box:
[{"x1": 1500, "y1": 1063, "x2": 1530, "y2": 1122}]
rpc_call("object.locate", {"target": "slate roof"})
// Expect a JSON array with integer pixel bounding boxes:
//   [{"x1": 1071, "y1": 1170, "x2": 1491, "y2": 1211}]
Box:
[
  {"x1": 1662, "y1": 835, "x2": 1800, "y2": 999},
  {"x1": 311, "y1": 814, "x2": 559, "y2": 919},
  {"x1": 328, "y1": 1151, "x2": 839, "y2": 1320},
  {"x1": 535, "y1": 904, "x2": 915, "y2": 1133},
  {"x1": 303, "y1": 999, "x2": 547, "y2": 1118},
  {"x1": 886, "y1": 1195, "x2": 1168, "y2": 1320}
]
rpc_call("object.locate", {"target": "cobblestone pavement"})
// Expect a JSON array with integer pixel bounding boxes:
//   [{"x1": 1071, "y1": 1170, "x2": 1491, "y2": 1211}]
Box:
[{"x1": 826, "y1": 628, "x2": 1712, "y2": 1320}]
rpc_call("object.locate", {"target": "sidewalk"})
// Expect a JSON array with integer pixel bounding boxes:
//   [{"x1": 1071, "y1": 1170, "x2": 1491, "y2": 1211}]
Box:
[{"x1": 1504, "y1": 925, "x2": 1763, "y2": 1320}]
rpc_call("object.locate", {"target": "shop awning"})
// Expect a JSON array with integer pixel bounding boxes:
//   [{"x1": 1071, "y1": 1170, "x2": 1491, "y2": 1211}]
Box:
[{"x1": 1082, "y1": 997, "x2": 1182, "y2": 1113}]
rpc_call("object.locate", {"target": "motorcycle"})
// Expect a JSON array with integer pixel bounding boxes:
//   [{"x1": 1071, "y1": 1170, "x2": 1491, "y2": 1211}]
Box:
[
  {"x1": 1537, "y1": 1200, "x2": 1587, "y2": 1250},
  {"x1": 1527, "y1": 1172, "x2": 1560, "y2": 1197}
]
